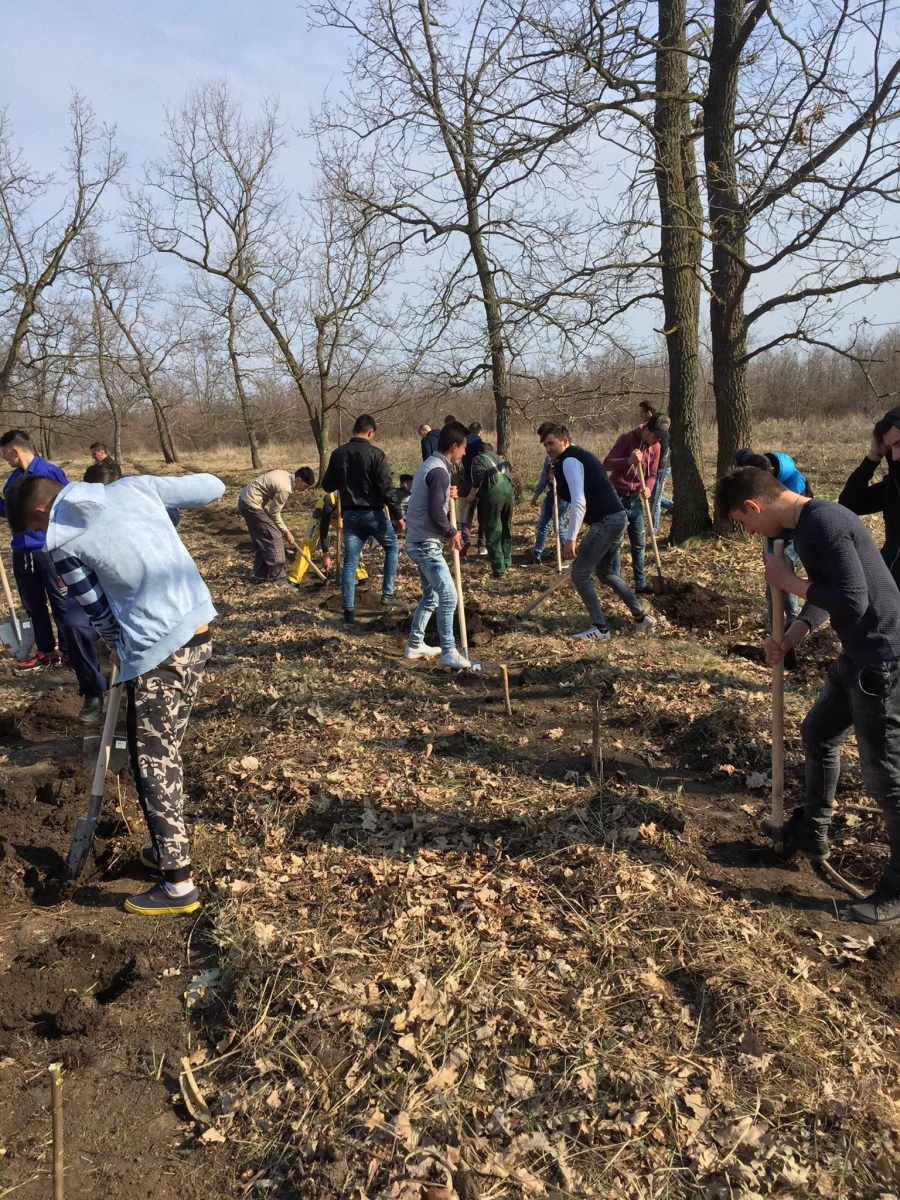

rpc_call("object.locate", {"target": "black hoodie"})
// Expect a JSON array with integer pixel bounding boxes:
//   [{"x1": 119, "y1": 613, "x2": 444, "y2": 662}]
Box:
[{"x1": 839, "y1": 407, "x2": 900, "y2": 584}]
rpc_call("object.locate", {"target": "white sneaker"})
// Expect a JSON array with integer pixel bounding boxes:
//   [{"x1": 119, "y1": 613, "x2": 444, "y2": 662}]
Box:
[
  {"x1": 572, "y1": 625, "x2": 611, "y2": 641},
  {"x1": 632, "y1": 613, "x2": 656, "y2": 634},
  {"x1": 477, "y1": 547, "x2": 488, "y2": 556},
  {"x1": 441, "y1": 649, "x2": 472, "y2": 669},
  {"x1": 404, "y1": 643, "x2": 442, "y2": 660}
]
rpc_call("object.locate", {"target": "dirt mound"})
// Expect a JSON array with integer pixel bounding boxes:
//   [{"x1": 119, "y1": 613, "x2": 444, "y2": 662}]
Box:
[
  {"x1": 0, "y1": 929, "x2": 145, "y2": 1044},
  {"x1": 649, "y1": 580, "x2": 732, "y2": 628},
  {"x1": 4, "y1": 688, "x2": 85, "y2": 740}
]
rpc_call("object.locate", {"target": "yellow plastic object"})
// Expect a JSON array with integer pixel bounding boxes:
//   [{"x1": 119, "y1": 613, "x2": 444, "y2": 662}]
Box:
[{"x1": 288, "y1": 493, "x2": 368, "y2": 586}]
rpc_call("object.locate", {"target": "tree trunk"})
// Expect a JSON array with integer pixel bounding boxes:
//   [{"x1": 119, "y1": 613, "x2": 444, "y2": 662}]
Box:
[
  {"x1": 704, "y1": 0, "x2": 752, "y2": 492},
  {"x1": 309, "y1": 411, "x2": 329, "y2": 482},
  {"x1": 226, "y1": 301, "x2": 262, "y2": 469},
  {"x1": 468, "y1": 215, "x2": 511, "y2": 457},
  {"x1": 654, "y1": 0, "x2": 710, "y2": 541},
  {"x1": 149, "y1": 399, "x2": 177, "y2": 464},
  {"x1": 112, "y1": 411, "x2": 122, "y2": 464}
]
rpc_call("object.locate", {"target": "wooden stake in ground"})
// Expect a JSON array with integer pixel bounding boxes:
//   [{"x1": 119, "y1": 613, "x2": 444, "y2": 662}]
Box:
[
  {"x1": 551, "y1": 473, "x2": 563, "y2": 574},
  {"x1": 637, "y1": 461, "x2": 666, "y2": 588},
  {"x1": 449, "y1": 497, "x2": 469, "y2": 661},
  {"x1": 49, "y1": 1061, "x2": 64, "y2": 1200},
  {"x1": 770, "y1": 538, "x2": 786, "y2": 854},
  {"x1": 591, "y1": 693, "x2": 602, "y2": 782},
  {"x1": 500, "y1": 664, "x2": 512, "y2": 716}
]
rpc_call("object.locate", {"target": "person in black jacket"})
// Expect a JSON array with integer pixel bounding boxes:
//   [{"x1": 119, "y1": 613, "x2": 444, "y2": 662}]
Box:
[
  {"x1": 321, "y1": 414, "x2": 405, "y2": 624},
  {"x1": 839, "y1": 408, "x2": 900, "y2": 585}
]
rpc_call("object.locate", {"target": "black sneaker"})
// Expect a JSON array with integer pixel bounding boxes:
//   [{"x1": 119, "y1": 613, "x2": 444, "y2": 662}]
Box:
[
  {"x1": 380, "y1": 593, "x2": 403, "y2": 607},
  {"x1": 343, "y1": 609, "x2": 356, "y2": 624},
  {"x1": 761, "y1": 807, "x2": 830, "y2": 861},
  {"x1": 636, "y1": 586, "x2": 655, "y2": 596},
  {"x1": 842, "y1": 867, "x2": 900, "y2": 925},
  {"x1": 124, "y1": 881, "x2": 201, "y2": 916},
  {"x1": 77, "y1": 696, "x2": 103, "y2": 723}
]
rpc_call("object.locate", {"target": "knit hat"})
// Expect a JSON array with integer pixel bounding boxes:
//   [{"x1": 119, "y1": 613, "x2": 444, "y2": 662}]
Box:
[
  {"x1": 733, "y1": 448, "x2": 756, "y2": 467},
  {"x1": 646, "y1": 412, "x2": 671, "y2": 435}
]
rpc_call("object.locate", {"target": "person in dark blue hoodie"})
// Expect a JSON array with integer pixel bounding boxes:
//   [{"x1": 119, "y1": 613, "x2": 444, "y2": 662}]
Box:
[{"x1": 0, "y1": 429, "x2": 69, "y2": 671}]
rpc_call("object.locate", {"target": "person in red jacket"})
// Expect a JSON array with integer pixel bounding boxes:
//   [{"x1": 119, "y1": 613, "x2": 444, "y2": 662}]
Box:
[{"x1": 602, "y1": 413, "x2": 670, "y2": 594}]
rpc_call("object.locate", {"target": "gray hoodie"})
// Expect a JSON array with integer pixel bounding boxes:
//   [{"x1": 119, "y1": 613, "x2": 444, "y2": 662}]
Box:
[{"x1": 46, "y1": 474, "x2": 225, "y2": 681}]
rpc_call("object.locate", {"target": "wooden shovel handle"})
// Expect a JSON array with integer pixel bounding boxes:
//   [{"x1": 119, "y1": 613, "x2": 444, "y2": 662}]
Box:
[
  {"x1": 449, "y1": 497, "x2": 468, "y2": 659},
  {"x1": 636, "y1": 461, "x2": 664, "y2": 581},
  {"x1": 0, "y1": 552, "x2": 22, "y2": 643},
  {"x1": 771, "y1": 539, "x2": 785, "y2": 833}
]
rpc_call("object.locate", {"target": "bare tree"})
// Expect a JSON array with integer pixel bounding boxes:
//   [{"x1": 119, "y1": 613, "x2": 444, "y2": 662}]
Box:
[
  {"x1": 312, "y1": 0, "x2": 649, "y2": 456},
  {"x1": 0, "y1": 95, "x2": 124, "y2": 413},
  {"x1": 130, "y1": 81, "x2": 402, "y2": 476},
  {"x1": 82, "y1": 247, "x2": 183, "y2": 462},
  {"x1": 703, "y1": 0, "x2": 900, "y2": 478},
  {"x1": 653, "y1": 0, "x2": 710, "y2": 537}
]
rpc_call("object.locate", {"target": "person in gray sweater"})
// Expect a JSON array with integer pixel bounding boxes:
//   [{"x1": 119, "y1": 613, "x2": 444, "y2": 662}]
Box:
[
  {"x1": 404, "y1": 423, "x2": 471, "y2": 669},
  {"x1": 716, "y1": 465, "x2": 900, "y2": 925}
]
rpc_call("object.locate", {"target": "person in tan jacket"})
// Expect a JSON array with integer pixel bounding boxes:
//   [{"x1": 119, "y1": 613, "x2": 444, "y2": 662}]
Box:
[{"x1": 238, "y1": 467, "x2": 315, "y2": 583}]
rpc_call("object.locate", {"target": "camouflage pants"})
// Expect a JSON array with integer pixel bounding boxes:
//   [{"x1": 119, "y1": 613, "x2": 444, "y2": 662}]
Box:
[{"x1": 125, "y1": 640, "x2": 212, "y2": 874}]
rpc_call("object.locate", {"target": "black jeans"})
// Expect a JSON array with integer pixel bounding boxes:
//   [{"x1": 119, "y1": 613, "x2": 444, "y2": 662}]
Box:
[{"x1": 801, "y1": 654, "x2": 900, "y2": 868}]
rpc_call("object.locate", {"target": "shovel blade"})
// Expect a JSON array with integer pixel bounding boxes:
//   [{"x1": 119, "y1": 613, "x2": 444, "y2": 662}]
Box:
[
  {"x1": 66, "y1": 815, "x2": 97, "y2": 879},
  {"x1": 66, "y1": 793, "x2": 103, "y2": 879},
  {"x1": 108, "y1": 735, "x2": 129, "y2": 775},
  {"x1": 0, "y1": 617, "x2": 33, "y2": 662}
]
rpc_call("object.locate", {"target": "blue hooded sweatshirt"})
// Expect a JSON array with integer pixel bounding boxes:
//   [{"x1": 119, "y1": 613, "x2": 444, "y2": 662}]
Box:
[
  {"x1": 768, "y1": 451, "x2": 809, "y2": 496},
  {"x1": 1, "y1": 455, "x2": 69, "y2": 552},
  {"x1": 44, "y1": 474, "x2": 225, "y2": 682}
]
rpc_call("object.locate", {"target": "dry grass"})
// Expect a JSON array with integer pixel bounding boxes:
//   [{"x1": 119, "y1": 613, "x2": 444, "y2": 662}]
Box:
[{"x1": 46, "y1": 412, "x2": 877, "y2": 498}]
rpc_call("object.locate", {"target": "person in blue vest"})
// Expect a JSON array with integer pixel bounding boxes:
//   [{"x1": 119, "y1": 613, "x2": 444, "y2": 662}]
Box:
[
  {"x1": 0, "y1": 429, "x2": 69, "y2": 671},
  {"x1": 734, "y1": 448, "x2": 812, "y2": 636},
  {"x1": 541, "y1": 423, "x2": 655, "y2": 640}
]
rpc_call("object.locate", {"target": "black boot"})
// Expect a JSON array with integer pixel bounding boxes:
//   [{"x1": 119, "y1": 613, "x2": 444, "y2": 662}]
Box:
[
  {"x1": 761, "y1": 806, "x2": 830, "y2": 861},
  {"x1": 842, "y1": 866, "x2": 900, "y2": 925}
]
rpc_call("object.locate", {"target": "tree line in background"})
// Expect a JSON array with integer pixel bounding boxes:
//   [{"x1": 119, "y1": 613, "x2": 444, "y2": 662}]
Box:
[{"x1": 1, "y1": 0, "x2": 899, "y2": 538}]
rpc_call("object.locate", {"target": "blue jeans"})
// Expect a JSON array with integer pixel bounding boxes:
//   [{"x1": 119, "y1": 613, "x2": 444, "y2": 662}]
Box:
[
  {"x1": 611, "y1": 495, "x2": 647, "y2": 589},
  {"x1": 341, "y1": 509, "x2": 398, "y2": 611},
  {"x1": 802, "y1": 654, "x2": 900, "y2": 868},
  {"x1": 406, "y1": 540, "x2": 457, "y2": 653},
  {"x1": 764, "y1": 537, "x2": 801, "y2": 628},
  {"x1": 533, "y1": 492, "x2": 570, "y2": 558},
  {"x1": 650, "y1": 465, "x2": 670, "y2": 534},
  {"x1": 572, "y1": 513, "x2": 644, "y2": 627}
]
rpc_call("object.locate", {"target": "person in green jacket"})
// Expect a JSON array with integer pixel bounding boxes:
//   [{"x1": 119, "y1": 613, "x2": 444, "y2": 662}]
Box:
[{"x1": 466, "y1": 443, "x2": 514, "y2": 579}]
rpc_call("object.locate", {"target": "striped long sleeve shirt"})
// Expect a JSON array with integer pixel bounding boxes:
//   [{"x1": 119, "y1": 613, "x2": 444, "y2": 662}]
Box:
[{"x1": 52, "y1": 551, "x2": 120, "y2": 650}]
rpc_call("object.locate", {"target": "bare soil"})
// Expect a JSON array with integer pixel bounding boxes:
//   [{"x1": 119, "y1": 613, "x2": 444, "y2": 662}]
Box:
[{"x1": 1, "y1": 479, "x2": 899, "y2": 1198}]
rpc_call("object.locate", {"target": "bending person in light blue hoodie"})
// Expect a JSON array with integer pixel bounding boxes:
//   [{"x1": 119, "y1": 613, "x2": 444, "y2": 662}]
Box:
[{"x1": 5, "y1": 471, "x2": 225, "y2": 917}]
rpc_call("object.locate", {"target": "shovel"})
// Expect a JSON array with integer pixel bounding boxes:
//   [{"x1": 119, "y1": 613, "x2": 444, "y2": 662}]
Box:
[
  {"x1": 449, "y1": 498, "x2": 482, "y2": 673},
  {"x1": 637, "y1": 461, "x2": 669, "y2": 592},
  {"x1": 67, "y1": 668, "x2": 124, "y2": 879},
  {"x1": 0, "y1": 551, "x2": 33, "y2": 660},
  {"x1": 551, "y1": 474, "x2": 563, "y2": 574}
]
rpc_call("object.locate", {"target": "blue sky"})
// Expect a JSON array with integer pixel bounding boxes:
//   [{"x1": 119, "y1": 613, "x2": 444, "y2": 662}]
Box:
[{"x1": 4, "y1": 0, "x2": 346, "y2": 188}]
